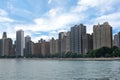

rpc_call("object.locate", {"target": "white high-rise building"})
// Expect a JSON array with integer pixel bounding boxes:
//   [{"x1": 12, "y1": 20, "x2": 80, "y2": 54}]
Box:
[{"x1": 16, "y1": 30, "x2": 25, "y2": 56}]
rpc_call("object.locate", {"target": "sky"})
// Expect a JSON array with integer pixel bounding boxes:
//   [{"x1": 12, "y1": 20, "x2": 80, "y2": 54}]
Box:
[{"x1": 0, "y1": 0, "x2": 120, "y2": 42}]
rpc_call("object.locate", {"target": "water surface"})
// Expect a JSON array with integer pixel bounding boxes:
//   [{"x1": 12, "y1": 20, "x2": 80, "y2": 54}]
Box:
[{"x1": 0, "y1": 59, "x2": 120, "y2": 80}]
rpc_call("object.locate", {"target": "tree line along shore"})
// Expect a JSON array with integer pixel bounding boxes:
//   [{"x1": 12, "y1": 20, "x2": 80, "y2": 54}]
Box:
[{"x1": 0, "y1": 46, "x2": 120, "y2": 59}]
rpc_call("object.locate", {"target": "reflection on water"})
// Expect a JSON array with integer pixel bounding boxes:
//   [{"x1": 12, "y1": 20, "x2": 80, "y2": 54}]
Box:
[{"x1": 0, "y1": 59, "x2": 120, "y2": 80}]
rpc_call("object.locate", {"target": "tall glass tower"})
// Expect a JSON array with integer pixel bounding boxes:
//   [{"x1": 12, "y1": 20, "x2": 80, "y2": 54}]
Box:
[{"x1": 16, "y1": 30, "x2": 25, "y2": 56}]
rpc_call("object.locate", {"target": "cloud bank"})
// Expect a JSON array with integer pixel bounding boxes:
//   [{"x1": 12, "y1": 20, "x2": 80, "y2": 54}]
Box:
[{"x1": 0, "y1": 0, "x2": 120, "y2": 42}]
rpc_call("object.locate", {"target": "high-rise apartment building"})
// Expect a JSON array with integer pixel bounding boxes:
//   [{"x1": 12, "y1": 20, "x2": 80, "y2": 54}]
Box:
[
  {"x1": 24, "y1": 35, "x2": 34, "y2": 56},
  {"x1": 25, "y1": 35, "x2": 31, "y2": 43},
  {"x1": 4, "y1": 38, "x2": 13, "y2": 56},
  {"x1": 50, "y1": 38, "x2": 59, "y2": 55},
  {"x1": 113, "y1": 32, "x2": 120, "y2": 49},
  {"x1": 33, "y1": 43, "x2": 41, "y2": 56},
  {"x1": 16, "y1": 30, "x2": 25, "y2": 56},
  {"x1": 2, "y1": 32, "x2": 7, "y2": 38},
  {"x1": 33, "y1": 39, "x2": 50, "y2": 57},
  {"x1": 93, "y1": 22, "x2": 112, "y2": 49},
  {"x1": 70, "y1": 24, "x2": 86, "y2": 54},
  {"x1": 39, "y1": 39, "x2": 50, "y2": 57},
  {"x1": 61, "y1": 32, "x2": 70, "y2": 54},
  {"x1": 58, "y1": 32, "x2": 67, "y2": 54},
  {"x1": 0, "y1": 32, "x2": 13, "y2": 56},
  {"x1": 58, "y1": 32, "x2": 70, "y2": 56},
  {"x1": 41, "y1": 41, "x2": 50, "y2": 57},
  {"x1": 83, "y1": 34, "x2": 93, "y2": 54}
]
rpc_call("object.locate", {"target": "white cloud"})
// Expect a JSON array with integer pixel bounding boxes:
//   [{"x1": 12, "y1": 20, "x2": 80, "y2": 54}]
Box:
[
  {"x1": 0, "y1": 9, "x2": 8, "y2": 16},
  {"x1": 93, "y1": 12, "x2": 120, "y2": 28},
  {"x1": 0, "y1": 16, "x2": 14, "y2": 22},
  {"x1": 14, "y1": 0, "x2": 120, "y2": 41},
  {"x1": 0, "y1": 8, "x2": 14, "y2": 23},
  {"x1": 7, "y1": 0, "x2": 32, "y2": 17},
  {"x1": 14, "y1": 7, "x2": 85, "y2": 32},
  {"x1": 32, "y1": 35, "x2": 50, "y2": 42},
  {"x1": 48, "y1": 0, "x2": 52, "y2": 4},
  {"x1": 71, "y1": 0, "x2": 120, "y2": 34},
  {"x1": 74, "y1": 0, "x2": 118, "y2": 14},
  {"x1": 1, "y1": 0, "x2": 120, "y2": 42},
  {"x1": 46, "y1": 8, "x2": 61, "y2": 17},
  {"x1": 12, "y1": 5, "x2": 87, "y2": 41},
  {"x1": 86, "y1": 12, "x2": 120, "y2": 34}
]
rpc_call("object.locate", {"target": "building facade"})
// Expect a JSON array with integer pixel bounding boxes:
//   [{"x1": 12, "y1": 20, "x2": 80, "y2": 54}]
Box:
[
  {"x1": 61, "y1": 32, "x2": 70, "y2": 54},
  {"x1": 16, "y1": 30, "x2": 25, "y2": 56},
  {"x1": 93, "y1": 22, "x2": 112, "y2": 49},
  {"x1": 33, "y1": 43, "x2": 41, "y2": 56},
  {"x1": 24, "y1": 35, "x2": 34, "y2": 56},
  {"x1": 83, "y1": 34, "x2": 93, "y2": 54},
  {"x1": 41, "y1": 42, "x2": 50, "y2": 57},
  {"x1": 114, "y1": 32, "x2": 120, "y2": 49},
  {"x1": 70, "y1": 24, "x2": 86, "y2": 54},
  {"x1": 58, "y1": 31, "x2": 70, "y2": 56},
  {"x1": 0, "y1": 32, "x2": 13, "y2": 56},
  {"x1": 50, "y1": 38, "x2": 59, "y2": 55},
  {"x1": 33, "y1": 39, "x2": 50, "y2": 57},
  {"x1": 58, "y1": 32, "x2": 67, "y2": 54}
]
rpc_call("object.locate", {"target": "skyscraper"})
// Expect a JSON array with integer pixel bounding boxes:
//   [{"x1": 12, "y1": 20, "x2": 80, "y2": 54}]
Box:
[
  {"x1": 61, "y1": 31, "x2": 70, "y2": 54},
  {"x1": 33, "y1": 39, "x2": 50, "y2": 57},
  {"x1": 0, "y1": 32, "x2": 13, "y2": 56},
  {"x1": 83, "y1": 34, "x2": 93, "y2": 54},
  {"x1": 25, "y1": 35, "x2": 31, "y2": 43},
  {"x1": 33, "y1": 42, "x2": 41, "y2": 56},
  {"x1": 37, "y1": 39, "x2": 50, "y2": 57},
  {"x1": 58, "y1": 32, "x2": 67, "y2": 54},
  {"x1": 50, "y1": 38, "x2": 59, "y2": 55},
  {"x1": 2, "y1": 32, "x2": 7, "y2": 38},
  {"x1": 41, "y1": 41, "x2": 50, "y2": 57},
  {"x1": 16, "y1": 30, "x2": 25, "y2": 56},
  {"x1": 24, "y1": 35, "x2": 34, "y2": 56},
  {"x1": 70, "y1": 24, "x2": 86, "y2": 54},
  {"x1": 93, "y1": 22, "x2": 112, "y2": 49},
  {"x1": 113, "y1": 32, "x2": 120, "y2": 49}
]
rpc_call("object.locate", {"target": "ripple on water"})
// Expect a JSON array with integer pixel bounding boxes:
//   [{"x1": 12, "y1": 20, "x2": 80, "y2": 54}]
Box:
[{"x1": 0, "y1": 59, "x2": 120, "y2": 80}]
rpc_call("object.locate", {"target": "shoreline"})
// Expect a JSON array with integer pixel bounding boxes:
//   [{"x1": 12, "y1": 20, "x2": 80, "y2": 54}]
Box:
[
  {"x1": 39, "y1": 57, "x2": 120, "y2": 61},
  {"x1": 0, "y1": 57, "x2": 120, "y2": 61}
]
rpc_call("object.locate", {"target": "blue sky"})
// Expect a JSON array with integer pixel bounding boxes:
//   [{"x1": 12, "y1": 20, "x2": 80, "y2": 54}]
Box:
[{"x1": 0, "y1": 0, "x2": 120, "y2": 42}]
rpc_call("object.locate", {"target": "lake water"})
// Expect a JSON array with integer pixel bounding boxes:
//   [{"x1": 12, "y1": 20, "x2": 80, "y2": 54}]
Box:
[{"x1": 0, "y1": 59, "x2": 120, "y2": 80}]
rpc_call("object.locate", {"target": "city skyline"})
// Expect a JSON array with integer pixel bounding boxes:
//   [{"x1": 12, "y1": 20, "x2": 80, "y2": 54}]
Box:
[
  {"x1": 0, "y1": 21, "x2": 119, "y2": 56},
  {"x1": 0, "y1": 22, "x2": 119, "y2": 42},
  {"x1": 0, "y1": 0, "x2": 120, "y2": 42}
]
